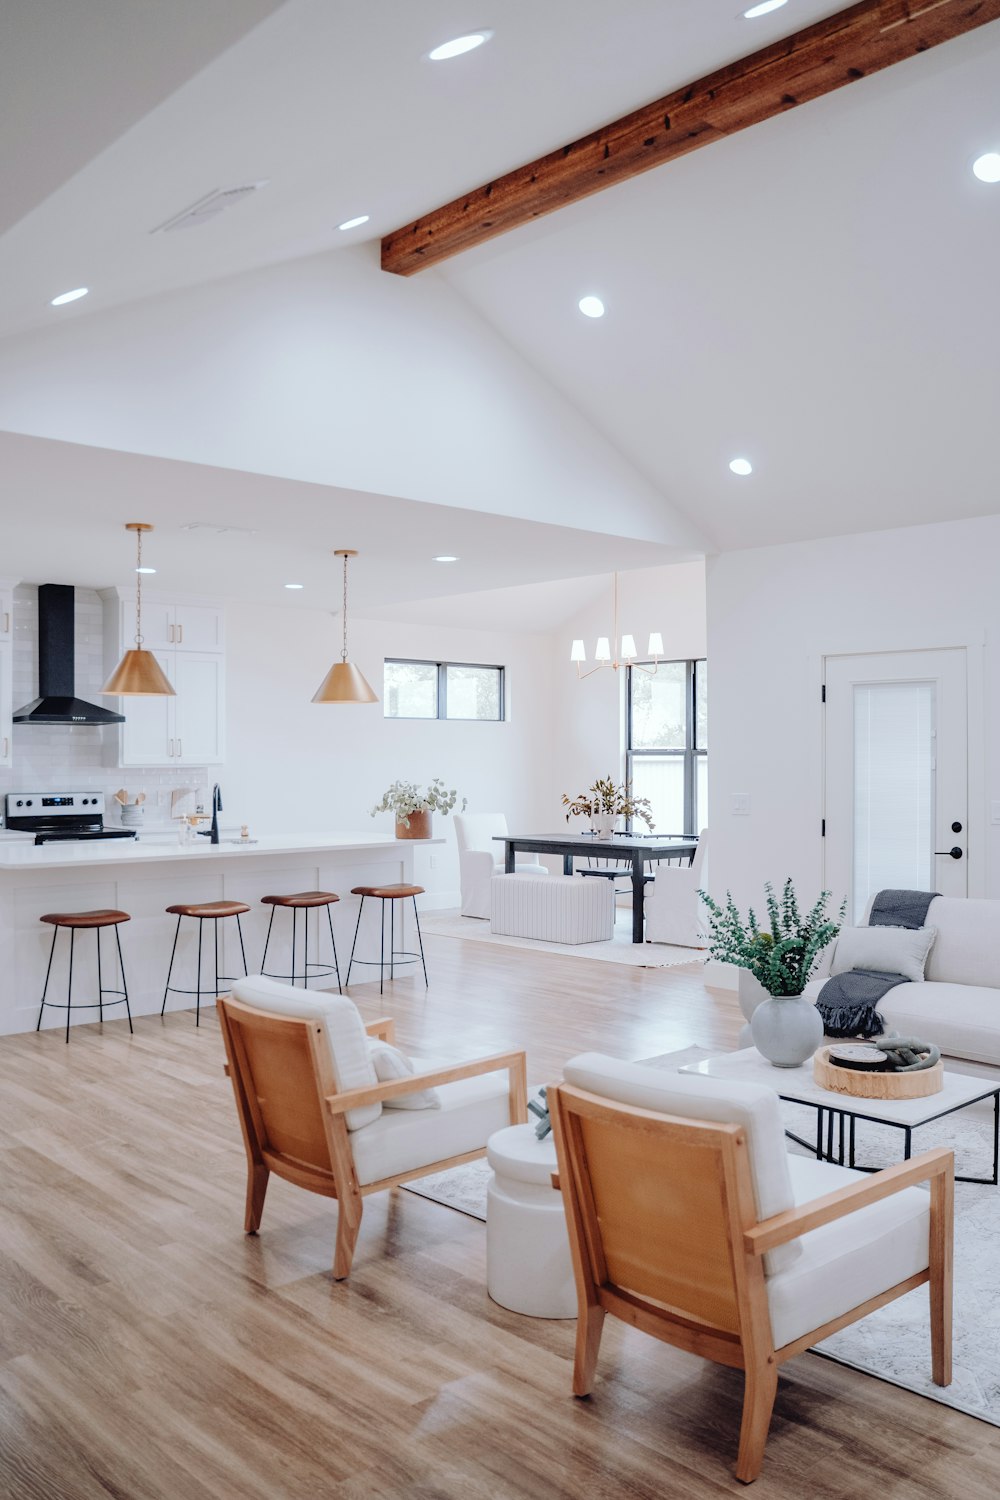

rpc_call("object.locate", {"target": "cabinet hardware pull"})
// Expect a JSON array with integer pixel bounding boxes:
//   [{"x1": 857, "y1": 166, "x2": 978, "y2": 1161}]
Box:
[
  {"x1": 168, "y1": 739, "x2": 174, "y2": 758},
  {"x1": 177, "y1": 623, "x2": 183, "y2": 643},
  {"x1": 177, "y1": 739, "x2": 182, "y2": 758},
  {"x1": 2, "y1": 611, "x2": 8, "y2": 633},
  {"x1": 2, "y1": 736, "x2": 7, "y2": 758}
]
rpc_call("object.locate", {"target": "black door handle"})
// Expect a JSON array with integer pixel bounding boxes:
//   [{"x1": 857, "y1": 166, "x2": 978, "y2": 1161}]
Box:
[{"x1": 934, "y1": 847, "x2": 963, "y2": 860}]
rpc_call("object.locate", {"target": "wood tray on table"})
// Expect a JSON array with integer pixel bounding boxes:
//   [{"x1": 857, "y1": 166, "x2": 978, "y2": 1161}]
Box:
[{"x1": 813, "y1": 1045, "x2": 943, "y2": 1099}]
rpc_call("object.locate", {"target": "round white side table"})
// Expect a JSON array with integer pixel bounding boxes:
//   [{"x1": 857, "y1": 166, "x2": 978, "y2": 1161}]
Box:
[{"x1": 486, "y1": 1122, "x2": 577, "y2": 1319}]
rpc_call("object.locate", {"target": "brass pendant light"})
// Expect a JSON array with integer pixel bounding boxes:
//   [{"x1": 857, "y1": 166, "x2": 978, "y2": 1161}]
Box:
[
  {"x1": 312, "y1": 549, "x2": 378, "y2": 704},
  {"x1": 102, "y1": 523, "x2": 176, "y2": 697}
]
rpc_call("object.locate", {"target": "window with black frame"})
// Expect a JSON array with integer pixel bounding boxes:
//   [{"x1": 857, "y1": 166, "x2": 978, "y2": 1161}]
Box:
[
  {"x1": 383, "y1": 659, "x2": 505, "y2": 721},
  {"x1": 626, "y1": 659, "x2": 707, "y2": 836}
]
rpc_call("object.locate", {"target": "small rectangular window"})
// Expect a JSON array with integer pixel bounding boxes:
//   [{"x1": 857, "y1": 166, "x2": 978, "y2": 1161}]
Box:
[{"x1": 384, "y1": 659, "x2": 504, "y2": 721}]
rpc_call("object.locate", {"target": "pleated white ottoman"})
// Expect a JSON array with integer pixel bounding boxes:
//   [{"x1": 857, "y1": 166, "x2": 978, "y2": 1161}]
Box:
[{"x1": 490, "y1": 873, "x2": 613, "y2": 943}]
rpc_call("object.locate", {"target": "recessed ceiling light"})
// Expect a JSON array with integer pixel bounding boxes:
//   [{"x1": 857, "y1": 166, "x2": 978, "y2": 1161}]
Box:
[
  {"x1": 972, "y1": 152, "x2": 1000, "y2": 183},
  {"x1": 338, "y1": 215, "x2": 370, "y2": 231},
  {"x1": 135, "y1": 567, "x2": 157, "y2": 575},
  {"x1": 50, "y1": 287, "x2": 88, "y2": 306},
  {"x1": 432, "y1": 555, "x2": 459, "y2": 563},
  {"x1": 729, "y1": 457, "x2": 753, "y2": 476},
  {"x1": 428, "y1": 31, "x2": 493, "y2": 61},
  {"x1": 284, "y1": 582, "x2": 304, "y2": 590},
  {"x1": 578, "y1": 295, "x2": 605, "y2": 318},
  {"x1": 743, "y1": 1, "x2": 788, "y2": 17}
]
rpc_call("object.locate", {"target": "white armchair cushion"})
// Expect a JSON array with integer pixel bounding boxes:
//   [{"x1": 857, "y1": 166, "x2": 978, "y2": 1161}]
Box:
[
  {"x1": 562, "y1": 1053, "x2": 800, "y2": 1274},
  {"x1": 349, "y1": 1059, "x2": 512, "y2": 1185},
  {"x1": 766, "y1": 1155, "x2": 930, "y2": 1349},
  {"x1": 231, "y1": 975, "x2": 381, "y2": 1131},
  {"x1": 831, "y1": 925, "x2": 937, "y2": 983},
  {"x1": 367, "y1": 1039, "x2": 441, "y2": 1110}
]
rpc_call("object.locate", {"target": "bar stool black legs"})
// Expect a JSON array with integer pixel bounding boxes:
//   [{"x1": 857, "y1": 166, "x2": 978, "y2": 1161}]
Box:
[
  {"x1": 37, "y1": 908, "x2": 133, "y2": 1042},
  {"x1": 161, "y1": 900, "x2": 251, "y2": 1026},
  {"x1": 346, "y1": 884, "x2": 428, "y2": 995},
  {"x1": 259, "y1": 891, "x2": 342, "y2": 992}
]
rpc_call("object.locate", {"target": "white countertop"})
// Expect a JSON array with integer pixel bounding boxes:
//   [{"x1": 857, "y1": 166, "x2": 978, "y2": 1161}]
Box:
[{"x1": 0, "y1": 831, "x2": 443, "y2": 872}]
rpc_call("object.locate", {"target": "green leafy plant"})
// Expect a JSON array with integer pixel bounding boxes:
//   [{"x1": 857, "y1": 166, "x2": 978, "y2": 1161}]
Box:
[
  {"x1": 699, "y1": 879, "x2": 845, "y2": 996},
  {"x1": 370, "y1": 778, "x2": 467, "y2": 828},
  {"x1": 561, "y1": 777, "x2": 655, "y2": 830}
]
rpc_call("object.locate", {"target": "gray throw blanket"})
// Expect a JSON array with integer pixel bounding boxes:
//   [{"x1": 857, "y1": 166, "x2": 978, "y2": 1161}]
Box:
[{"x1": 816, "y1": 888, "x2": 938, "y2": 1039}]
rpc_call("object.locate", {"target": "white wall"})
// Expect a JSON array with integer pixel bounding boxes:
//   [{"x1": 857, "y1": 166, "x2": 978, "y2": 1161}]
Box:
[
  {"x1": 222, "y1": 600, "x2": 556, "y2": 906},
  {"x1": 547, "y1": 561, "x2": 708, "y2": 819},
  {"x1": 707, "y1": 514, "x2": 1000, "y2": 926}
]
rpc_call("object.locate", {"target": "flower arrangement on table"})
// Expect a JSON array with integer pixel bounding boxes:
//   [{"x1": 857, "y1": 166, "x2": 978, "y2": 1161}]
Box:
[
  {"x1": 561, "y1": 776, "x2": 655, "y2": 832},
  {"x1": 369, "y1": 778, "x2": 466, "y2": 828},
  {"x1": 699, "y1": 878, "x2": 844, "y2": 997}
]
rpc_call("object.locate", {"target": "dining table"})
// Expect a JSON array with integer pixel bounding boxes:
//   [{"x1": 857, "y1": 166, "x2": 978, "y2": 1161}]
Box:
[{"x1": 494, "y1": 832, "x2": 700, "y2": 943}]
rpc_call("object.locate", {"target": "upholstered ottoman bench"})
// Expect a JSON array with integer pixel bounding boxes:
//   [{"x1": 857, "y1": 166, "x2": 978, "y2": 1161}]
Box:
[{"x1": 490, "y1": 873, "x2": 614, "y2": 944}]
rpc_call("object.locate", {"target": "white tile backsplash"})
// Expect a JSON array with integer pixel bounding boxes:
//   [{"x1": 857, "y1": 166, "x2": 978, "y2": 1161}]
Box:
[{"x1": 2, "y1": 585, "x2": 207, "y2": 825}]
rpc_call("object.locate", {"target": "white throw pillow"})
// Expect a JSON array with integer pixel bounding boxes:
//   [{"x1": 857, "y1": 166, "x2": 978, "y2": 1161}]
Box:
[
  {"x1": 366, "y1": 1039, "x2": 441, "y2": 1110},
  {"x1": 830, "y1": 925, "x2": 937, "y2": 984}
]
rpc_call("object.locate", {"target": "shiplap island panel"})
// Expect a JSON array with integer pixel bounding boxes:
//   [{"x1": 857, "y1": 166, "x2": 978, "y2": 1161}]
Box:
[{"x1": 0, "y1": 834, "x2": 439, "y2": 1035}]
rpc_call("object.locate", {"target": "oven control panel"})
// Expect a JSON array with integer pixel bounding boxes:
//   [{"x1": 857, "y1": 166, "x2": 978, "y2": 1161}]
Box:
[{"x1": 4, "y1": 791, "x2": 105, "y2": 818}]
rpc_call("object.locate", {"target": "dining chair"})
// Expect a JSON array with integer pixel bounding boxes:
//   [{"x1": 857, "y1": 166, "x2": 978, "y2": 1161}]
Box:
[{"x1": 454, "y1": 813, "x2": 548, "y2": 919}]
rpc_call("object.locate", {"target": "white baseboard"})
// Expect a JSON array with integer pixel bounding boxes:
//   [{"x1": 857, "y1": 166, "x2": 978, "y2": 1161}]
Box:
[{"x1": 416, "y1": 890, "x2": 460, "y2": 912}]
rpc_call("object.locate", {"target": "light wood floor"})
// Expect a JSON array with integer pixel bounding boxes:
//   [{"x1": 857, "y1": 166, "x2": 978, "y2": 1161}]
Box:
[{"x1": 1, "y1": 935, "x2": 995, "y2": 1499}]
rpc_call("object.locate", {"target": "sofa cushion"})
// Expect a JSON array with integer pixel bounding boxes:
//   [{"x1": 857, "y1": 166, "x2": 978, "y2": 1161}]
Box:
[
  {"x1": 831, "y1": 925, "x2": 936, "y2": 983},
  {"x1": 923, "y1": 897, "x2": 1000, "y2": 988},
  {"x1": 879, "y1": 981, "x2": 1000, "y2": 1066},
  {"x1": 349, "y1": 1058, "x2": 511, "y2": 1185},
  {"x1": 766, "y1": 1155, "x2": 930, "y2": 1350},
  {"x1": 366, "y1": 1038, "x2": 441, "y2": 1110},
  {"x1": 561, "y1": 1053, "x2": 800, "y2": 1275},
  {"x1": 230, "y1": 975, "x2": 380, "y2": 1131}
]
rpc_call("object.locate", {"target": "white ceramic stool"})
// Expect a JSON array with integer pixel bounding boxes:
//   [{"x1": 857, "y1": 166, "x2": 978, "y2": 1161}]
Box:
[{"x1": 486, "y1": 1122, "x2": 576, "y2": 1319}]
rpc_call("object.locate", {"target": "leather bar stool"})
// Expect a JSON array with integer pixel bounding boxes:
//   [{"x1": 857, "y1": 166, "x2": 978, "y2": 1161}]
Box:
[
  {"x1": 346, "y1": 884, "x2": 428, "y2": 995},
  {"x1": 259, "y1": 891, "x2": 342, "y2": 992},
  {"x1": 37, "y1": 909, "x2": 133, "y2": 1043},
  {"x1": 161, "y1": 900, "x2": 250, "y2": 1026}
]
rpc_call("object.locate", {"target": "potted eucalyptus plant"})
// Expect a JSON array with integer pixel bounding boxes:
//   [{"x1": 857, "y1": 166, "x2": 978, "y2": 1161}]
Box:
[
  {"x1": 699, "y1": 879, "x2": 845, "y2": 1066},
  {"x1": 561, "y1": 777, "x2": 655, "y2": 839},
  {"x1": 370, "y1": 778, "x2": 466, "y2": 840}
]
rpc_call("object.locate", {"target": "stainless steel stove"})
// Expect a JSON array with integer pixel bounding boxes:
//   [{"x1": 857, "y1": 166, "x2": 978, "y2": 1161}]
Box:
[{"x1": 4, "y1": 791, "x2": 138, "y2": 845}]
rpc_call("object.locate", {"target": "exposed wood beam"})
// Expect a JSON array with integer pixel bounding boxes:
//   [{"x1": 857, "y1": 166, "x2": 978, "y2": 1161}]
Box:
[{"x1": 382, "y1": 0, "x2": 1000, "y2": 275}]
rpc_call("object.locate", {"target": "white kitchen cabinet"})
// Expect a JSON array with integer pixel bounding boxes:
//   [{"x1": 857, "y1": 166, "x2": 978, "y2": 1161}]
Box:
[
  {"x1": 102, "y1": 590, "x2": 225, "y2": 767},
  {"x1": 0, "y1": 640, "x2": 12, "y2": 767}
]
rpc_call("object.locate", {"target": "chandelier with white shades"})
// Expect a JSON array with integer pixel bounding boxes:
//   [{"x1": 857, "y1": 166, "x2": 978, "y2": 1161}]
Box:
[{"x1": 570, "y1": 572, "x2": 663, "y2": 679}]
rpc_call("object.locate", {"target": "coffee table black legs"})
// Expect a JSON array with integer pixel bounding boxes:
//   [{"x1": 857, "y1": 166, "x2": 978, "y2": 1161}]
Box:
[{"x1": 802, "y1": 1096, "x2": 1000, "y2": 1186}]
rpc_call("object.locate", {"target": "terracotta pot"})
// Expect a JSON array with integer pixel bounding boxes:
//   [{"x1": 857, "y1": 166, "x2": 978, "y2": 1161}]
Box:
[{"x1": 395, "y1": 809, "x2": 431, "y2": 840}]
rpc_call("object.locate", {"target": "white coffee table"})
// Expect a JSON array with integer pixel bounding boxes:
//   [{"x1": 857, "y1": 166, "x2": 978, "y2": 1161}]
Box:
[{"x1": 680, "y1": 1047, "x2": 1000, "y2": 1185}]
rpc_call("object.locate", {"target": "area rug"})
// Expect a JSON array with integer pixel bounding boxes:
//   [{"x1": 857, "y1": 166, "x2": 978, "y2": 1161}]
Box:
[
  {"x1": 420, "y1": 908, "x2": 703, "y2": 970},
  {"x1": 402, "y1": 1048, "x2": 1000, "y2": 1427}
]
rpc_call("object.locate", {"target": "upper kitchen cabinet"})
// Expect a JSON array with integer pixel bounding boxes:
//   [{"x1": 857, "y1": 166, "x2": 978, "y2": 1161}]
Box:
[
  {"x1": 0, "y1": 639, "x2": 12, "y2": 767},
  {"x1": 100, "y1": 589, "x2": 225, "y2": 767}
]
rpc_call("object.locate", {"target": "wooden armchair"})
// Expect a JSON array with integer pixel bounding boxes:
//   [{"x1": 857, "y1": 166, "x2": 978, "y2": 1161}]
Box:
[
  {"x1": 218, "y1": 976, "x2": 526, "y2": 1280},
  {"x1": 549, "y1": 1054, "x2": 953, "y2": 1484}
]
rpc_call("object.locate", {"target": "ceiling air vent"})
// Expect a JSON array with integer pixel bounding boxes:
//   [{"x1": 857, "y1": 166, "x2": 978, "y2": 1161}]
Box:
[{"x1": 151, "y1": 182, "x2": 268, "y2": 234}]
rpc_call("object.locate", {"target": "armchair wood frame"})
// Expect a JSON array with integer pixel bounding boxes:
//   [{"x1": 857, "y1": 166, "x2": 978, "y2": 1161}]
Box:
[
  {"x1": 218, "y1": 996, "x2": 527, "y2": 1279},
  {"x1": 549, "y1": 1082, "x2": 953, "y2": 1485}
]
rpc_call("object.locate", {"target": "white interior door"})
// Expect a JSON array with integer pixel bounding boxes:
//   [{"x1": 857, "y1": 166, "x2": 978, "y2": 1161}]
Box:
[{"x1": 824, "y1": 649, "x2": 968, "y2": 922}]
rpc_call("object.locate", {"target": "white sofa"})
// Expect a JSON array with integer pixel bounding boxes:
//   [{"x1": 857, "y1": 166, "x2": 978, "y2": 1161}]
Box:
[
  {"x1": 455, "y1": 812, "x2": 548, "y2": 919},
  {"x1": 799, "y1": 895, "x2": 1000, "y2": 1067}
]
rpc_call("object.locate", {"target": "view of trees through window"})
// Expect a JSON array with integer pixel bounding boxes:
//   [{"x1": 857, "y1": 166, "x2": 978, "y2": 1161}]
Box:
[
  {"x1": 384, "y1": 659, "x2": 504, "y2": 721},
  {"x1": 627, "y1": 659, "x2": 707, "y2": 836}
]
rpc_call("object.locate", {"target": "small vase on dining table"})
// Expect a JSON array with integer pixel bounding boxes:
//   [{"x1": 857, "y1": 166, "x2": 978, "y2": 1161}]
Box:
[{"x1": 591, "y1": 816, "x2": 618, "y2": 841}]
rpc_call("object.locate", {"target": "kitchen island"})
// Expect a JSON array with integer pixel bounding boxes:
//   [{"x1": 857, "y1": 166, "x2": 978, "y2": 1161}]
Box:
[{"x1": 0, "y1": 833, "x2": 439, "y2": 1036}]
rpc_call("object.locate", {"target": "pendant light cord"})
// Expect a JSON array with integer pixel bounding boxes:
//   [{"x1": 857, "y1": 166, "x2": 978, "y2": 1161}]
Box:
[
  {"x1": 135, "y1": 529, "x2": 144, "y2": 647},
  {"x1": 341, "y1": 552, "x2": 348, "y2": 663}
]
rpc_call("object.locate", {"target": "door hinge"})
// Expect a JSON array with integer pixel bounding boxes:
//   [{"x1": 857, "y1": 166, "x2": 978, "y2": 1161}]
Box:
[
  {"x1": 821, "y1": 684, "x2": 826, "y2": 703},
  {"x1": 821, "y1": 818, "x2": 826, "y2": 837}
]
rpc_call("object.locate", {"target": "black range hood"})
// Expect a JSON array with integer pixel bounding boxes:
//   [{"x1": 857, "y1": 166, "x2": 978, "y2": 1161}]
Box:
[{"x1": 13, "y1": 584, "x2": 125, "y2": 725}]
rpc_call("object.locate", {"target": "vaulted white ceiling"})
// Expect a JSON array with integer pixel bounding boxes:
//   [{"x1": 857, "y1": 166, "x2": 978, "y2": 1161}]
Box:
[{"x1": 0, "y1": 0, "x2": 998, "y2": 601}]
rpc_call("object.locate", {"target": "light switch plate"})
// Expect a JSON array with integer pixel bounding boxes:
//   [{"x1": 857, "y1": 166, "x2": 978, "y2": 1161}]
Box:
[{"x1": 731, "y1": 793, "x2": 750, "y2": 816}]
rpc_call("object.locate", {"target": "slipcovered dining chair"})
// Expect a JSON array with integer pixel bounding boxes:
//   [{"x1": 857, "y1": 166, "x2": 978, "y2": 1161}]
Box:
[
  {"x1": 643, "y1": 827, "x2": 708, "y2": 946},
  {"x1": 218, "y1": 975, "x2": 527, "y2": 1278},
  {"x1": 454, "y1": 812, "x2": 548, "y2": 919},
  {"x1": 549, "y1": 1054, "x2": 953, "y2": 1485}
]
